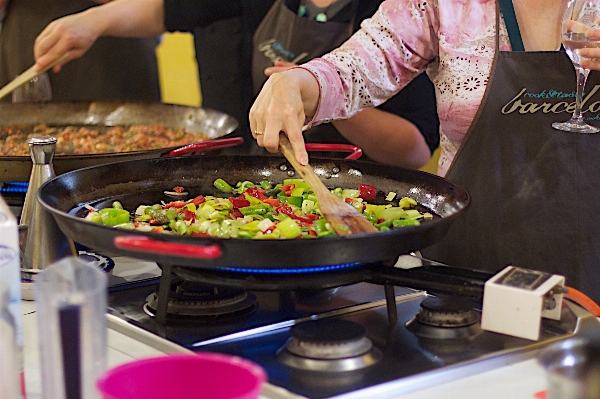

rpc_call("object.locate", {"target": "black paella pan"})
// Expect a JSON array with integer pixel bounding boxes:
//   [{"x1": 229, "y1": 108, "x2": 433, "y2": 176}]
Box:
[{"x1": 38, "y1": 154, "x2": 470, "y2": 271}]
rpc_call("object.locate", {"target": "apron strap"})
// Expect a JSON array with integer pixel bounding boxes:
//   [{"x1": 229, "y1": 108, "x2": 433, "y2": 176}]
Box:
[{"x1": 498, "y1": 0, "x2": 525, "y2": 51}]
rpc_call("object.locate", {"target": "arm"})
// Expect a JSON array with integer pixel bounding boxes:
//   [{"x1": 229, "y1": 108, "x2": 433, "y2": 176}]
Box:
[
  {"x1": 249, "y1": 68, "x2": 320, "y2": 166},
  {"x1": 34, "y1": 0, "x2": 165, "y2": 72},
  {"x1": 250, "y1": 0, "x2": 439, "y2": 165},
  {"x1": 332, "y1": 108, "x2": 432, "y2": 169},
  {"x1": 267, "y1": 63, "x2": 434, "y2": 168}
]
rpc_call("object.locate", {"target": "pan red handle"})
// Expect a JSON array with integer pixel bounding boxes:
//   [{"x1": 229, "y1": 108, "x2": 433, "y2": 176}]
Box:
[
  {"x1": 113, "y1": 236, "x2": 222, "y2": 259},
  {"x1": 305, "y1": 143, "x2": 363, "y2": 160},
  {"x1": 164, "y1": 137, "x2": 244, "y2": 157}
]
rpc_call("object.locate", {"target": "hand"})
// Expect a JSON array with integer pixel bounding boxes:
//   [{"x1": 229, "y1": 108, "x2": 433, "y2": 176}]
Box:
[
  {"x1": 581, "y1": 28, "x2": 600, "y2": 70},
  {"x1": 34, "y1": 8, "x2": 105, "y2": 73},
  {"x1": 264, "y1": 61, "x2": 297, "y2": 77},
  {"x1": 249, "y1": 68, "x2": 320, "y2": 165}
]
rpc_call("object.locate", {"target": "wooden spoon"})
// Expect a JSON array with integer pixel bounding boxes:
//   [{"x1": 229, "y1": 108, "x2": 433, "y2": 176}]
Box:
[
  {"x1": 279, "y1": 133, "x2": 377, "y2": 235},
  {"x1": 0, "y1": 53, "x2": 70, "y2": 101}
]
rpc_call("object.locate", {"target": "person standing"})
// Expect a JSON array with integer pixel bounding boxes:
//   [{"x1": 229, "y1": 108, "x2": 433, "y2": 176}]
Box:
[
  {"x1": 0, "y1": 0, "x2": 161, "y2": 102},
  {"x1": 251, "y1": 0, "x2": 439, "y2": 168},
  {"x1": 33, "y1": 0, "x2": 440, "y2": 167},
  {"x1": 248, "y1": 0, "x2": 600, "y2": 302}
]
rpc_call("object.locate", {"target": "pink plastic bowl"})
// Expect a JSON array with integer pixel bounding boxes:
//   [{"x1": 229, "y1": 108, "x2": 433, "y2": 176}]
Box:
[{"x1": 96, "y1": 353, "x2": 267, "y2": 399}]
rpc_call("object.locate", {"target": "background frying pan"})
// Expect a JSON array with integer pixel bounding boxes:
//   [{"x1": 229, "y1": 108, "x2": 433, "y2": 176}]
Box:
[{"x1": 0, "y1": 101, "x2": 238, "y2": 181}]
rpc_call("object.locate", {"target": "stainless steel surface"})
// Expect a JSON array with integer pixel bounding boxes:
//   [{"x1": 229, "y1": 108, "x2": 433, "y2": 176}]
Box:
[
  {"x1": 105, "y1": 267, "x2": 600, "y2": 399},
  {"x1": 540, "y1": 337, "x2": 600, "y2": 399},
  {"x1": 0, "y1": 101, "x2": 239, "y2": 181},
  {"x1": 20, "y1": 136, "x2": 76, "y2": 270},
  {"x1": 20, "y1": 136, "x2": 57, "y2": 236}
]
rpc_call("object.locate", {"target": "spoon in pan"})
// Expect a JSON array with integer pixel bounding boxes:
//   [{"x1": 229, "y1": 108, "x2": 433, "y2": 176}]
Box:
[{"x1": 279, "y1": 132, "x2": 377, "y2": 235}]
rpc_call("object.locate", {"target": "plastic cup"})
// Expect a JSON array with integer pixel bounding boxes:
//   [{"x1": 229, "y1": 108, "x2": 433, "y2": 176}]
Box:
[{"x1": 96, "y1": 353, "x2": 267, "y2": 399}]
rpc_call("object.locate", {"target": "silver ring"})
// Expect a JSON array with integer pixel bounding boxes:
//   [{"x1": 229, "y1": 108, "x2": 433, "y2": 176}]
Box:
[{"x1": 254, "y1": 130, "x2": 264, "y2": 136}]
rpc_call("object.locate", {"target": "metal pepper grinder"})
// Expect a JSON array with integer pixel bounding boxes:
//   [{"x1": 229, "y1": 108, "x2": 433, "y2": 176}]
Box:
[{"x1": 20, "y1": 136, "x2": 77, "y2": 273}]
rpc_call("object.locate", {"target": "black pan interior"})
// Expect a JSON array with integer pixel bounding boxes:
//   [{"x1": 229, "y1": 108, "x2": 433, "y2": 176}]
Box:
[{"x1": 38, "y1": 154, "x2": 470, "y2": 269}]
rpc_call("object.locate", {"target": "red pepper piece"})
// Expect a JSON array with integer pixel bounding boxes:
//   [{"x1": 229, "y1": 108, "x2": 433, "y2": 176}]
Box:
[
  {"x1": 173, "y1": 186, "x2": 185, "y2": 193},
  {"x1": 229, "y1": 209, "x2": 244, "y2": 219},
  {"x1": 308, "y1": 230, "x2": 317, "y2": 237},
  {"x1": 262, "y1": 198, "x2": 281, "y2": 207},
  {"x1": 164, "y1": 201, "x2": 187, "y2": 209},
  {"x1": 306, "y1": 213, "x2": 320, "y2": 221},
  {"x1": 276, "y1": 204, "x2": 313, "y2": 224},
  {"x1": 245, "y1": 187, "x2": 267, "y2": 200},
  {"x1": 229, "y1": 196, "x2": 251, "y2": 208},
  {"x1": 191, "y1": 195, "x2": 206, "y2": 206},
  {"x1": 191, "y1": 231, "x2": 211, "y2": 237},
  {"x1": 279, "y1": 184, "x2": 295, "y2": 196},
  {"x1": 358, "y1": 184, "x2": 377, "y2": 201},
  {"x1": 184, "y1": 209, "x2": 196, "y2": 222}
]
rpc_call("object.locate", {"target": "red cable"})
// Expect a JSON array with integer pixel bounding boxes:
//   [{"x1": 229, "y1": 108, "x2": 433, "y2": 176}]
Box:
[{"x1": 564, "y1": 286, "x2": 600, "y2": 317}]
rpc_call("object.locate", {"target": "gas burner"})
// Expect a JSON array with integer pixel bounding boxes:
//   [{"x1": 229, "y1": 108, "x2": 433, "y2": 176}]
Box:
[
  {"x1": 143, "y1": 280, "x2": 257, "y2": 318},
  {"x1": 406, "y1": 296, "x2": 482, "y2": 340},
  {"x1": 277, "y1": 319, "x2": 382, "y2": 372}
]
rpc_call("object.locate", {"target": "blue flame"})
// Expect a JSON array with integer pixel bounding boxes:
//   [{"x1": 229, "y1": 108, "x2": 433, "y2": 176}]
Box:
[{"x1": 221, "y1": 262, "x2": 363, "y2": 274}]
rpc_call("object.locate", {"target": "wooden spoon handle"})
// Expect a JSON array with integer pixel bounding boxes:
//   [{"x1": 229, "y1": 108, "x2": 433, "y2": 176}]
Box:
[
  {"x1": 279, "y1": 133, "x2": 330, "y2": 196},
  {"x1": 0, "y1": 53, "x2": 70, "y2": 101}
]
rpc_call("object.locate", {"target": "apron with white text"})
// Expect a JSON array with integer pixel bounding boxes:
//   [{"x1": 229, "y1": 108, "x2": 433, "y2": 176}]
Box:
[
  {"x1": 252, "y1": 0, "x2": 355, "y2": 92},
  {"x1": 422, "y1": 0, "x2": 600, "y2": 302}
]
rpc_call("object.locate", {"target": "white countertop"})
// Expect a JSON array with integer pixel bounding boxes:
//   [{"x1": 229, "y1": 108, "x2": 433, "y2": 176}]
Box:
[
  {"x1": 21, "y1": 299, "x2": 551, "y2": 399},
  {"x1": 19, "y1": 256, "x2": 557, "y2": 399}
]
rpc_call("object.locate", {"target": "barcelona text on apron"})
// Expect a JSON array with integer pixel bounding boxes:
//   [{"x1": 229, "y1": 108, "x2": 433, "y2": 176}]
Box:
[
  {"x1": 422, "y1": 0, "x2": 600, "y2": 302},
  {"x1": 252, "y1": 0, "x2": 356, "y2": 93}
]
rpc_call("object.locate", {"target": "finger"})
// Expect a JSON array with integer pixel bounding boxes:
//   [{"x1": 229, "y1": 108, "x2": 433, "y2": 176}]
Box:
[
  {"x1": 587, "y1": 28, "x2": 600, "y2": 40},
  {"x1": 580, "y1": 47, "x2": 600, "y2": 59},
  {"x1": 275, "y1": 110, "x2": 307, "y2": 165},
  {"x1": 249, "y1": 107, "x2": 269, "y2": 153},
  {"x1": 568, "y1": 20, "x2": 589, "y2": 34},
  {"x1": 582, "y1": 57, "x2": 600, "y2": 70}
]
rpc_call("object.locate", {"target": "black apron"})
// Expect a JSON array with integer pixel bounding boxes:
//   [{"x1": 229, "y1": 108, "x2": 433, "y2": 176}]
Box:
[
  {"x1": 252, "y1": 0, "x2": 355, "y2": 92},
  {"x1": 422, "y1": 0, "x2": 600, "y2": 303},
  {"x1": 0, "y1": 0, "x2": 160, "y2": 102}
]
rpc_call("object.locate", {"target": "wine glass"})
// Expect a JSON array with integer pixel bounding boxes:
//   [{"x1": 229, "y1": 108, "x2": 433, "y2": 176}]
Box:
[
  {"x1": 553, "y1": 0, "x2": 600, "y2": 133},
  {"x1": 12, "y1": 72, "x2": 52, "y2": 103}
]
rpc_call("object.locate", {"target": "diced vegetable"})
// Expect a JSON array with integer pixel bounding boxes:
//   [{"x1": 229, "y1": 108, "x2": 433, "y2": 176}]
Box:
[
  {"x1": 399, "y1": 197, "x2": 418, "y2": 209},
  {"x1": 358, "y1": 184, "x2": 377, "y2": 201},
  {"x1": 84, "y1": 179, "x2": 433, "y2": 239},
  {"x1": 214, "y1": 178, "x2": 234, "y2": 193}
]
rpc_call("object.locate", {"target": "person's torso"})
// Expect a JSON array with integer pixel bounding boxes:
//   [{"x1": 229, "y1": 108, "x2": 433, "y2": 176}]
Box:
[{"x1": 308, "y1": 0, "x2": 507, "y2": 174}]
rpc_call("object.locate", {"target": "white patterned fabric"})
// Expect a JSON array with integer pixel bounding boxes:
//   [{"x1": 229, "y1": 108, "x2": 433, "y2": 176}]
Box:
[{"x1": 301, "y1": 0, "x2": 513, "y2": 176}]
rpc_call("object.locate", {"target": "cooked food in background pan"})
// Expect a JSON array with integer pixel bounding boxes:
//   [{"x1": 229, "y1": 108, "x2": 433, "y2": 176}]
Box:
[{"x1": 0, "y1": 124, "x2": 209, "y2": 156}]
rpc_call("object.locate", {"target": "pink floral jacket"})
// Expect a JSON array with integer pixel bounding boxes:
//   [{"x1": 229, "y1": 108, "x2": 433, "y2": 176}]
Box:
[{"x1": 302, "y1": 0, "x2": 512, "y2": 176}]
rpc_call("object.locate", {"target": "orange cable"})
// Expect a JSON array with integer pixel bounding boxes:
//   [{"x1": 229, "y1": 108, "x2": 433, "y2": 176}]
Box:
[{"x1": 564, "y1": 286, "x2": 600, "y2": 317}]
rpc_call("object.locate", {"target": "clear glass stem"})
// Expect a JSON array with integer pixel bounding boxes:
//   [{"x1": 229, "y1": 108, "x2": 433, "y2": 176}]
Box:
[{"x1": 572, "y1": 65, "x2": 590, "y2": 123}]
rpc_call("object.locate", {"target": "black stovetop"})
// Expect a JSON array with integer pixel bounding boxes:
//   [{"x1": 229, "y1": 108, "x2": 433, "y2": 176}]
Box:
[{"x1": 107, "y1": 278, "x2": 582, "y2": 399}]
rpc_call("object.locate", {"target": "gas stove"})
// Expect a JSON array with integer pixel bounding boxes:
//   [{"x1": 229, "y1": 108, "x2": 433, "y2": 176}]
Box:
[{"x1": 104, "y1": 255, "x2": 600, "y2": 399}]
